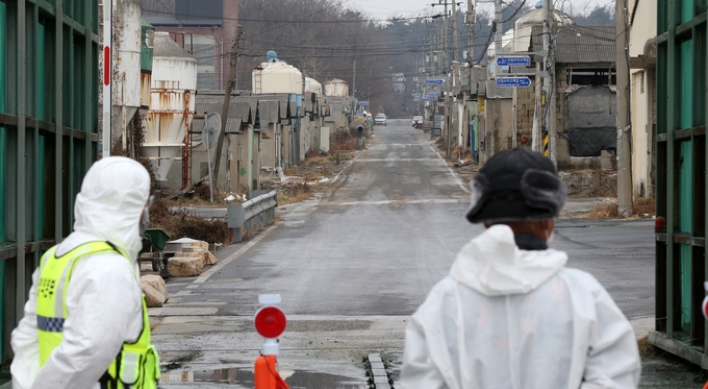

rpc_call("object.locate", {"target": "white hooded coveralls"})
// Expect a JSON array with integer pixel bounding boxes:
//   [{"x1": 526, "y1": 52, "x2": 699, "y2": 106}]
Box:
[
  {"x1": 11, "y1": 157, "x2": 151, "y2": 389},
  {"x1": 401, "y1": 225, "x2": 641, "y2": 389}
]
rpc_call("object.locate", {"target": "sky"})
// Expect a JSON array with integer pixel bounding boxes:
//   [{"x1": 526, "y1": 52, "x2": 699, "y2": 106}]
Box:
[{"x1": 344, "y1": 0, "x2": 614, "y2": 20}]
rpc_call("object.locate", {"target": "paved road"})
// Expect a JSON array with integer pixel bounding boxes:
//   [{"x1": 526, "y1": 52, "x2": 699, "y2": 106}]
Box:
[{"x1": 153, "y1": 119, "x2": 661, "y2": 388}]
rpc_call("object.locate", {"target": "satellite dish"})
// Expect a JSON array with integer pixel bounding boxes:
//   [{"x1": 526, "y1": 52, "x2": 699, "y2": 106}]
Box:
[{"x1": 203, "y1": 113, "x2": 222, "y2": 149}]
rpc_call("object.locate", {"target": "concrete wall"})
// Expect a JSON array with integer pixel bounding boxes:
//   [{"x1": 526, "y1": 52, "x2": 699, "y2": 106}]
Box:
[
  {"x1": 163, "y1": 132, "x2": 248, "y2": 194},
  {"x1": 631, "y1": 68, "x2": 655, "y2": 199},
  {"x1": 563, "y1": 85, "x2": 617, "y2": 157},
  {"x1": 629, "y1": 0, "x2": 657, "y2": 58},
  {"x1": 483, "y1": 98, "x2": 514, "y2": 161},
  {"x1": 513, "y1": 79, "x2": 537, "y2": 148}
]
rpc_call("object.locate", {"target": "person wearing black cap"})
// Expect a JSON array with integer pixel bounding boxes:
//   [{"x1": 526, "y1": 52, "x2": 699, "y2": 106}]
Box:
[{"x1": 400, "y1": 148, "x2": 641, "y2": 389}]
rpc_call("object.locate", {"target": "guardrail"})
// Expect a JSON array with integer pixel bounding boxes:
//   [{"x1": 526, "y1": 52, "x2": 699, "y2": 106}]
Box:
[{"x1": 227, "y1": 191, "x2": 278, "y2": 243}]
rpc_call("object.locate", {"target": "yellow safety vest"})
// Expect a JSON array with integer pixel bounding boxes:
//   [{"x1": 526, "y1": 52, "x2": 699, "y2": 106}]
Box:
[{"x1": 36, "y1": 241, "x2": 160, "y2": 389}]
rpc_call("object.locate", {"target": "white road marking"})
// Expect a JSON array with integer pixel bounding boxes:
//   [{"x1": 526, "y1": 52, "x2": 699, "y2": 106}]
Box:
[
  {"x1": 428, "y1": 144, "x2": 471, "y2": 194},
  {"x1": 148, "y1": 307, "x2": 219, "y2": 316},
  {"x1": 192, "y1": 224, "x2": 280, "y2": 284}
]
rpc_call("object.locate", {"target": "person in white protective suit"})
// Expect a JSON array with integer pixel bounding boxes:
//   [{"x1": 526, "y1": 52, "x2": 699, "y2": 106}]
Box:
[
  {"x1": 401, "y1": 148, "x2": 641, "y2": 389},
  {"x1": 10, "y1": 157, "x2": 160, "y2": 389}
]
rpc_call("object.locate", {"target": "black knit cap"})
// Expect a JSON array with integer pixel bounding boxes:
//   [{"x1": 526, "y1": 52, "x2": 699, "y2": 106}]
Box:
[{"x1": 466, "y1": 148, "x2": 567, "y2": 224}]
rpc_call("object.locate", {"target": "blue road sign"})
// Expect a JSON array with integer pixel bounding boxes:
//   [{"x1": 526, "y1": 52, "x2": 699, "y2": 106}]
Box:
[
  {"x1": 427, "y1": 92, "x2": 441, "y2": 98},
  {"x1": 412, "y1": 93, "x2": 421, "y2": 97},
  {"x1": 426, "y1": 79, "x2": 444, "y2": 85},
  {"x1": 496, "y1": 56, "x2": 531, "y2": 67},
  {"x1": 359, "y1": 101, "x2": 369, "y2": 106},
  {"x1": 496, "y1": 77, "x2": 531, "y2": 88}
]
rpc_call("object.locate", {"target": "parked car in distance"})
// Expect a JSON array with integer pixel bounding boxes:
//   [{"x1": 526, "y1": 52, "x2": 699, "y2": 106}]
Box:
[
  {"x1": 412, "y1": 116, "x2": 423, "y2": 128},
  {"x1": 375, "y1": 113, "x2": 387, "y2": 126}
]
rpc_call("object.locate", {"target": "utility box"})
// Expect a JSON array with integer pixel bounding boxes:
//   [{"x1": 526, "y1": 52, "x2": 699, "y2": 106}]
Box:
[{"x1": 320, "y1": 127, "x2": 330, "y2": 153}]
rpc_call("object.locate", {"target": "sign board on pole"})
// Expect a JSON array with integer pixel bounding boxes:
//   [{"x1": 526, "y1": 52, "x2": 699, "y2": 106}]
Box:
[
  {"x1": 426, "y1": 79, "x2": 444, "y2": 85},
  {"x1": 427, "y1": 92, "x2": 441, "y2": 98},
  {"x1": 496, "y1": 77, "x2": 532, "y2": 88},
  {"x1": 496, "y1": 56, "x2": 531, "y2": 67},
  {"x1": 359, "y1": 101, "x2": 369, "y2": 107}
]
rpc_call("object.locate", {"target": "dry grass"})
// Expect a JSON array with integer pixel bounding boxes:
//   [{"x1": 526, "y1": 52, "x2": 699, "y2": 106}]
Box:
[
  {"x1": 634, "y1": 197, "x2": 656, "y2": 216},
  {"x1": 279, "y1": 182, "x2": 315, "y2": 205},
  {"x1": 149, "y1": 197, "x2": 233, "y2": 244},
  {"x1": 638, "y1": 336, "x2": 656, "y2": 357},
  {"x1": 581, "y1": 203, "x2": 620, "y2": 219}
]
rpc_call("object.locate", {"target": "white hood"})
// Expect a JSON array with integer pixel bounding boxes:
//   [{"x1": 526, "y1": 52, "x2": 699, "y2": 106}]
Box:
[
  {"x1": 69, "y1": 157, "x2": 151, "y2": 261},
  {"x1": 450, "y1": 224, "x2": 567, "y2": 296}
]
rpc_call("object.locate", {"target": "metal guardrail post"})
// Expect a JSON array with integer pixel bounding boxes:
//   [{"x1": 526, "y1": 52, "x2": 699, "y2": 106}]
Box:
[{"x1": 227, "y1": 190, "x2": 278, "y2": 243}]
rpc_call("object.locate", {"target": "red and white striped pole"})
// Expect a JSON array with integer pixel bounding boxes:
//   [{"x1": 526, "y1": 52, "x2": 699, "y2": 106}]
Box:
[{"x1": 102, "y1": 0, "x2": 112, "y2": 157}]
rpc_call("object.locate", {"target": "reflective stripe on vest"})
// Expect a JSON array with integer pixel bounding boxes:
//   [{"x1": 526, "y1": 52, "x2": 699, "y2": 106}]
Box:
[{"x1": 36, "y1": 242, "x2": 160, "y2": 389}]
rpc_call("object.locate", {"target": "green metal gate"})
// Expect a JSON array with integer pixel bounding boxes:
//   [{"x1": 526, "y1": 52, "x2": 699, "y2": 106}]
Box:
[
  {"x1": 652, "y1": 0, "x2": 708, "y2": 366},
  {"x1": 0, "y1": 0, "x2": 99, "y2": 367}
]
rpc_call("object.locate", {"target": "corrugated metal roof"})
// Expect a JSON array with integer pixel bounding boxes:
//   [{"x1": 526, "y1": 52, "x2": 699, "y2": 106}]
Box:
[
  {"x1": 258, "y1": 100, "x2": 280, "y2": 123},
  {"x1": 224, "y1": 118, "x2": 242, "y2": 134},
  {"x1": 239, "y1": 96, "x2": 259, "y2": 117},
  {"x1": 531, "y1": 25, "x2": 616, "y2": 64},
  {"x1": 190, "y1": 116, "x2": 242, "y2": 135}
]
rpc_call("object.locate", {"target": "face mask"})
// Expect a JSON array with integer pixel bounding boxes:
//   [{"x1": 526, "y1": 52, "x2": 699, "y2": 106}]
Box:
[{"x1": 139, "y1": 207, "x2": 150, "y2": 236}]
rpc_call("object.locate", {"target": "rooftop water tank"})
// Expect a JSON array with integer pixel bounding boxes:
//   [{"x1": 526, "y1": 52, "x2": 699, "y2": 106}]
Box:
[
  {"x1": 253, "y1": 61, "x2": 303, "y2": 94},
  {"x1": 325, "y1": 79, "x2": 349, "y2": 97}
]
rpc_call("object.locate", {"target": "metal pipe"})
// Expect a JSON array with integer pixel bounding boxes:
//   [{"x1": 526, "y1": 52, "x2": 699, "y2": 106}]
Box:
[
  {"x1": 16, "y1": 0, "x2": 27, "y2": 325},
  {"x1": 55, "y1": 0, "x2": 64, "y2": 245}
]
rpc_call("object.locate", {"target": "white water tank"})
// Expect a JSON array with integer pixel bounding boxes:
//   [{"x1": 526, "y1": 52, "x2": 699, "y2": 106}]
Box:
[
  {"x1": 306, "y1": 77, "x2": 323, "y2": 95},
  {"x1": 325, "y1": 79, "x2": 349, "y2": 97},
  {"x1": 253, "y1": 62, "x2": 303, "y2": 94}
]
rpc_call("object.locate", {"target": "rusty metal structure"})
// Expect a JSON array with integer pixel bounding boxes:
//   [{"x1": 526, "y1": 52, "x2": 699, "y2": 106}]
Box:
[{"x1": 143, "y1": 32, "x2": 197, "y2": 186}]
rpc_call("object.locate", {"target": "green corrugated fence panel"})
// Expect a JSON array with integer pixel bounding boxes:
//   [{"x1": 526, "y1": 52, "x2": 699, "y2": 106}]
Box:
[
  {"x1": 681, "y1": 40, "x2": 693, "y2": 130},
  {"x1": 37, "y1": 22, "x2": 44, "y2": 121},
  {"x1": 38, "y1": 135, "x2": 45, "y2": 238},
  {"x1": 0, "y1": 0, "x2": 6, "y2": 114},
  {"x1": 680, "y1": 140, "x2": 693, "y2": 232},
  {"x1": 683, "y1": 0, "x2": 695, "y2": 24},
  {"x1": 657, "y1": 44, "x2": 667, "y2": 134},
  {"x1": 680, "y1": 244, "x2": 693, "y2": 333},
  {"x1": 659, "y1": 0, "x2": 668, "y2": 34},
  {"x1": 0, "y1": 127, "x2": 5, "y2": 243}
]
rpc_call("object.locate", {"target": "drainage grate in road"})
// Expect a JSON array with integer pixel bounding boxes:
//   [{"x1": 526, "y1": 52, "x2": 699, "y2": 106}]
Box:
[{"x1": 365, "y1": 353, "x2": 393, "y2": 389}]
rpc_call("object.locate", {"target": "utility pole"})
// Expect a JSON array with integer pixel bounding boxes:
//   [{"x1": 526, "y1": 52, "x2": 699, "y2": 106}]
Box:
[
  {"x1": 495, "y1": 0, "x2": 503, "y2": 60},
  {"x1": 616, "y1": 0, "x2": 634, "y2": 215},
  {"x1": 213, "y1": 24, "x2": 242, "y2": 188},
  {"x1": 451, "y1": 0, "x2": 459, "y2": 62},
  {"x1": 437, "y1": 19, "x2": 443, "y2": 73},
  {"x1": 542, "y1": 0, "x2": 555, "y2": 166},
  {"x1": 443, "y1": 0, "x2": 449, "y2": 70},
  {"x1": 465, "y1": 0, "x2": 475, "y2": 64},
  {"x1": 352, "y1": 59, "x2": 356, "y2": 98}
]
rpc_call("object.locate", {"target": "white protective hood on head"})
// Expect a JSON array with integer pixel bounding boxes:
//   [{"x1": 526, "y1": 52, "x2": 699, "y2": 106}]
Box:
[
  {"x1": 11, "y1": 157, "x2": 149, "y2": 389},
  {"x1": 71, "y1": 157, "x2": 151, "y2": 260},
  {"x1": 401, "y1": 224, "x2": 641, "y2": 389},
  {"x1": 450, "y1": 224, "x2": 567, "y2": 296}
]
